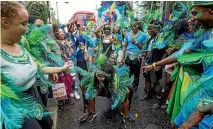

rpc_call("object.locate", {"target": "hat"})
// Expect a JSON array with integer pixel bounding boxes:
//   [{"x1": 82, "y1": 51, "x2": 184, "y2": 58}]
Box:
[{"x1": 192, "y1": 1, "x2": 213, "y2": 7}]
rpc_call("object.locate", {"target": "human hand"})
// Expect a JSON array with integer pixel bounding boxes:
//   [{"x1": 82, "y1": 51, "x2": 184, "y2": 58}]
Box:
[
  {"x1": 142, "y1": 65, "x2": 154, "y2": 73},
  {"x1": 69, "y1": 19, "x2": 77, "y2": 24},
  {"x1": 62, "y1": 61, "x2": 74, "y2": 71},
  {"x1": 52, "y1": 73, "x2": 59, "y2": 82},
  {"x1": 131, "y1": 38, "x2": 137, "y2": 44},
  {"x1": 110, "y1": 38, "x2": 115, "y2": 43}
]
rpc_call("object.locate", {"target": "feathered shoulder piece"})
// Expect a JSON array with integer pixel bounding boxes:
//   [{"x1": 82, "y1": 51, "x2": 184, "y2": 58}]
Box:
[{"x1": 1, "y1": 72, "x2": 50, "y2": 129}]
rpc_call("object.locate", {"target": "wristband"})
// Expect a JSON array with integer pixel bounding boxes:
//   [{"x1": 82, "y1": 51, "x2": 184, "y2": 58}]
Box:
[{"x1": 61, "y1": 66, "x2": 67, "y2": 71}]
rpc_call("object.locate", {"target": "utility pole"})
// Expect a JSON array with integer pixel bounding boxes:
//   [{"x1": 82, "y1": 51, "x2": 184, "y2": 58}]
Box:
[{"x1": 56, "y1": 2, "x2": 59, "y2": 25}]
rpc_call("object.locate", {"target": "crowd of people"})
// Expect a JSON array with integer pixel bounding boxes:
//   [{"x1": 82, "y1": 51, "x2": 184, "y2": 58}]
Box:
[{"x1": 1, "y1": 1, "x2": 213, "y2": 129}]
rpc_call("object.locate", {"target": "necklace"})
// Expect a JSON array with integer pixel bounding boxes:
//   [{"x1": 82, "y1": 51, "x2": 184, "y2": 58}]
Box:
[
  {"x1": 130, "y1": 31, "x2": 140, "y2": 39},
  {"x1": 1, "y1": 46, "x2": 31, "y2": 64}
]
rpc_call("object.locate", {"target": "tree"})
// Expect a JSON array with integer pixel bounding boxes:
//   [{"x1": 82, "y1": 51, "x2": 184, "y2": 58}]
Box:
[
  {"x1": 50, "y1": 10, "x2": 58, "y2": 25},
  {"x1": 138, "y1": 1, "x2": 160, "y2": 11},
  {"x1": 24, "y1": 1, "x2": 49, "y2": 24}
]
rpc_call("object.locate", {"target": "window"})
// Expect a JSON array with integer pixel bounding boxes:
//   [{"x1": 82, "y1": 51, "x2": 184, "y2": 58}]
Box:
[{"x1": 77, "y1": 14, "x2": 94, "y2": 19}]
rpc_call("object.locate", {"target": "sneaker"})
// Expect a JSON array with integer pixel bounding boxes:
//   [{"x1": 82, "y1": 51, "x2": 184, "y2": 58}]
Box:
[
  {"x1": 128, "y1": 113, "x2": 135, "y2": 122},
  {"x1": 87, "y1": 112, "x2": 97, "y2": 123},
  {"x1": 70, "y1": 93, "x2": 74, "y2": 98},
  {"x1": 152, "y1": 103, "x2": 161, "y2": 110},
  {"x1": 65, "y1": 98, "x2": 75, "y2": 105},
  {"x1": 160, "y1": 104, "x2": 167, "y2": 110},
  {"x1": 74, "y1": 91, "x2": 80, "y2": 100},
  {"x1": 166, "y1": 100, "x2": 169, "y2": 105},
  {"x1": 79, "y1": 113, "x2": 90, "y2": 122},
  {"x1": 140, "y1": 94, "x2": 152, "y2": 101}
]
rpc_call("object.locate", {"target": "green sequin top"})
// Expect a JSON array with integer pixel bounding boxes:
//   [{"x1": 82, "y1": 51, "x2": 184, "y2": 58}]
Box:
[{"x1": 1, "y1": 44, "x2": 38, "y2": 91}]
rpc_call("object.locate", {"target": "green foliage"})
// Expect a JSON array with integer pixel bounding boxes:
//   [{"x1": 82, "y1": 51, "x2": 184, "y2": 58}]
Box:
[
  {"x1": 24, "y1": 1, "x2": 49, "y2": 24},
  {"x1": 169, "y1": 1, "x2": 176, "y2": 11},
  {"x1": 140, "y1": 1, "x2": 160, "y2": 11}
]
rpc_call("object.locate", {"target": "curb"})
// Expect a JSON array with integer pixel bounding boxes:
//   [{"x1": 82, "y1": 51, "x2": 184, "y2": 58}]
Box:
[{"x1": 47, "y1": 98, "x2": 58, "y2": 129}]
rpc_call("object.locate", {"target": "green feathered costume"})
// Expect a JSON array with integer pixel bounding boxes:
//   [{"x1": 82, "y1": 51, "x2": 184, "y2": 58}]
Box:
[
  {"x1": 71, "y1": 55, "x2": 134, "y2": 110},
  {"x1": 1, "y1": 24, "x2": 63, "y2": 129},
  {"x1": 1, "y1": 72, "x2": 50, "y2": 129}
]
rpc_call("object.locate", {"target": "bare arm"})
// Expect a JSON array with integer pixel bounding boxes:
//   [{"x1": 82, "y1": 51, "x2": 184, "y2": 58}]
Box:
[
  {"x1": 41, "y1": 67, "x2": 65, "y2": 74},
  {"x1": 155, "y1": 56, "x2": 177, "y2": 67},
  {"x1": 135, "y1": 42, "x2": 143, "y2": 50},
  {"x1": 41, "y1": 62, "x2": 73, "y2": 74},
  {"x1": 132, "y1": 38, "x2": 143, "y2": 50},
  {"x1": 95, "y1": 22, "x2": 108, "y2": 38},
  {"x1": 94, "y1": 24, "x2": 104, "y2": 38},
  {"x1": 142, "y1": 56, "x2": 177, "y2": 72},
  {"x1": 179, "y1": 103, "x2": 213, "y2": 129}
]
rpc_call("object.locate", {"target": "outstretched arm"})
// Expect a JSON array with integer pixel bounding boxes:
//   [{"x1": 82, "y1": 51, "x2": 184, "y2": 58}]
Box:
[
  {"x1": 41, "y1": 62, "x2": 72, "y2": 74},
  {"x1": 142, "y1": 56, "x2": 177, "y2": 72}
]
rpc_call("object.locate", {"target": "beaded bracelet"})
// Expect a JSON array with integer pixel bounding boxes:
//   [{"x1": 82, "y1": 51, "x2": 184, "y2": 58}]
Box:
[{"x1": 61, "y1": 66, "x2": 67, "y2": 71}]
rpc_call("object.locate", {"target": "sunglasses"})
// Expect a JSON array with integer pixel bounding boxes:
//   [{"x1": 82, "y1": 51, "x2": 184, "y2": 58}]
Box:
[{"x1": 131, "y1": 25, "x2": 137, "y2": 28}]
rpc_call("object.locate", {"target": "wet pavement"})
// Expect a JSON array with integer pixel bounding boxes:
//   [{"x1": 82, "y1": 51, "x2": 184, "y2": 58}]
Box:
[{"x1": 57, "y1": 73, "x2": 171, "y2": 129}]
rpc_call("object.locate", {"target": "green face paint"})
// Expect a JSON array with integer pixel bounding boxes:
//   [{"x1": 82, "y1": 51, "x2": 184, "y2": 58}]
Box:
[{"x1": 196, "y1": 11, "x2": 203, "y2": 18}]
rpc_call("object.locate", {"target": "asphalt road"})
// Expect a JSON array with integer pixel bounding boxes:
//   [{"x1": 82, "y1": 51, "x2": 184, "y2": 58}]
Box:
[{"x1": 57, "y1": 73, "x2": 171, "y2": 129}]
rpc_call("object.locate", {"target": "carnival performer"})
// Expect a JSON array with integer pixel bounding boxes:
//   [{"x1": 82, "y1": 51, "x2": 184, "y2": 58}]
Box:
[
  {"x1": 85, "y1": 30, "x2": 99, "y2": 71},
  {"x1": 27, "y1": 15, "x2": 51, "y2": 107},
  {"x1": 141, "y1": 19, "x2": 167, "y2": 110},
  {"x1": 77, "y1": 62, "x2": 134, "y2": 124},
  {"x1": 122, "y1": 19, "x2": 148, "y2": 98},
  {"x1": 1, "y1": 1, "x2": 72, "y2": 129},
  {"x1": 112, "y1": 23, "x2": 124, "y2": 65},
  {"x1": 95, "y1": 22, "x2": 117, "y2": 57},
  {"x1": 143, "y1": 1, "x2": 213, "y2": 128},
  {"x1": 174, "y1": 2, "x2": 213, "y2": 128}
]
